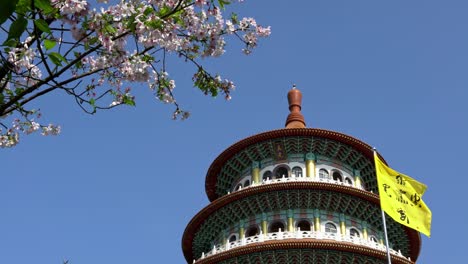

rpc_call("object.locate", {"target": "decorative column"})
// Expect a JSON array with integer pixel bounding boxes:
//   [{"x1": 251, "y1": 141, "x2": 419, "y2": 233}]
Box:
[
  {"x1": 252, "y1": 162, "x2": 260, "y2": 184},
  {"x1": 239, "y1": 220, "x2": 245, "y2": 241},
  {"x1": 313, "y1": 209, "x2": 321, "y2": 232},
  {"x1": 305, "y1": 153, "x2": 316, "y2": 178},
  {"x1": 223, "y1": 230, "x2": 229, "y2": 249},
  {"x1": 287, "y1": 209, "x2": 294, "y2": 232},
  {"x1": 340, "y1": 213, "x2": 346, "y2": 237},
  {"x1": 261, "y1": 213, "x2": 268, "y2": 237},
  {"x1": 354, "y1": 170, "x2": 362, "y2": 188},
  {"x1": 362, "y1": 221, "x2": 368, "y2": 240}
]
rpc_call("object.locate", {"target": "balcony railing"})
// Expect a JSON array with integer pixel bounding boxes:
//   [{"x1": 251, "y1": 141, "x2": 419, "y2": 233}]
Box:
[
  {"x1": 231, "y1": 175, "x2": 365, "y2": 194},
  {"x1": 196, "y1": 229, "x2": 409, "y2": 263}
]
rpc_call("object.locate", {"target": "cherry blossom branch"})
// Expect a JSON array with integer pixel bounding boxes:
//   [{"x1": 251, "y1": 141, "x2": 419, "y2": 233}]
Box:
[
  {"x1": 0, "y1": 0, "x2": 271, "y2": 147},
  {"x1": 0, "y1": 30, "x2": 129, "y2": 115},
  {"x1": 8, "y1": 43, "x2": 158, "y2": 115}
]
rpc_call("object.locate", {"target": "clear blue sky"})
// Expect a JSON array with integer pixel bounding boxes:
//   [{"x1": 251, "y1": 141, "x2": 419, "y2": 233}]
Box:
[{"x1": 1, "y1": 1, "x2": 467, "y2": 263}]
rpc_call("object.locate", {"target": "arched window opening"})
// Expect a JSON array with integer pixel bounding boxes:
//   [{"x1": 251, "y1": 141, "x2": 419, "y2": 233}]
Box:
[
  {"x1": 246, "y1": 226, "x2": 260, "y2": 237},
  {"x1": 296, "y1": 220, "x2": 312, "y2": 231},
  {"x1": 345, "y1": 177, "x2": 353, "y2": 185},
  {"x1": 350, "y1": 228, "x2": 360, "y2": 237},
  {"x1": 228, "y1": 234, "x2": 237, "y2": 242},
  {"x1": 244, "y1": 179, "x2": 250, "y2": 187},
  {"x1": 235, "y1": 184, "x2": 242, "y2": 191},
  {"x1": 269, "y1": 221, "x2": 285, "y2": 233},
  {"x1": 263, "y1": 171, "x2": 272, "y2": 181},
  {"x1": 292, "y1": 166, "x2": 303, "y2": 177},
  {"x1": 370, "y1": 236, "x2": 378, "y2": 243},
  {"x1": 325, "y1": 223, "x2": 337, "y2": 234},
  {"x1": 319, "y1": 169, "x2": 329, "y2": 179},
  {"x1": 332, "y1": 171, "x2": 343, "y2": 182},
  {"x1": 274, "y1": 167, "x2": 289, "y2": 179}
]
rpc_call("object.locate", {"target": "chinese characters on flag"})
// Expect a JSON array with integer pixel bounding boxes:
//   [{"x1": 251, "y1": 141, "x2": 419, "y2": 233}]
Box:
[{"x1": 374, "y1": 152, "x2": 432, "y2": 237}]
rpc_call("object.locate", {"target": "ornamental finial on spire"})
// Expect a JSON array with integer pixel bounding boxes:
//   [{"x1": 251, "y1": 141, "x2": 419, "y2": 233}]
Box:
[{"x1": 285, "y1": 85, "x2": 306, "y2": 128}]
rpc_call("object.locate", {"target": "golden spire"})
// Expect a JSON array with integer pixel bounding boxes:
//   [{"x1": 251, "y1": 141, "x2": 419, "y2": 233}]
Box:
[{"x1": 285, "y1": 85, "x2": 306, "y2": 128}]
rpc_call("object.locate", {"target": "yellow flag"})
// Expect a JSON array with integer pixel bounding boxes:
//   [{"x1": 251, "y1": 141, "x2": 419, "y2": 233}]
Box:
[{"x1": 374, "y1": 152, "x2": 432, "y2": 237}]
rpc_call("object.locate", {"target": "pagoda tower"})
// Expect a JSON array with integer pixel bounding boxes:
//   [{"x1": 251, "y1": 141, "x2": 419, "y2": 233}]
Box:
[{"x1": 182, "y1": 87, "x2": 421, "y2": 264}]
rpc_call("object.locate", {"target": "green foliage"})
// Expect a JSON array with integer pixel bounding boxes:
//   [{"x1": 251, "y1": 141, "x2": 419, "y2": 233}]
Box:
[
  {"x1": 158, "y1": 6, "x2": 172, "y2": 17},
  {"x1": 0, "y1": 0, "x2": 18, "y2": 25},
  {"x1": 48, "y1": 52, "x2": 67, "y2": 66},
  {"x1": 3, "y1": 16, "x2": 27, "y2": 46},
  {"x1": 230, "y1": 12, "x2": 238, "y2": 24},
  {"x1": 125, "y1": 15, "x2": 137, "y2": 33},
  {"x1": 193, "y1": 68, "x2": 218, "y2": 97},
  {"x1": 34, "y1": 0, "x2": 55, "y2": 15},
  {"x1": 73, "y1": 51, "x2": 83, "y2": 69},
  {"x1": 217, "y1": 0, "x2": 231, "y2": 9},
  {"x1": 104, "y1": 24, "x2": 117, "y2": 35},
  {"x1": 16, "y1": 0, "x2": 32, "y2": 15},
  {"x1": 123, "y1": 96, "x2": 136, "y2": 106},
  {"x1": 146, "y1": 19, "x2": 163, "y2": 30},
  {"x1": 2, "y1": 38, "x2": 18, "y2": 47},
  {"x1": 44, "y1": 39, "x2": 56, "y2": 50},
  {"x1": 34, "y1": 19, "x2": 51, "y2": 33}
]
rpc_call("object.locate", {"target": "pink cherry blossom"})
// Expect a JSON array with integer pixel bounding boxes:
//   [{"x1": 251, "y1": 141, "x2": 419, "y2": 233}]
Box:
[{"x1": 1, "y1": 0, "x2": 270, "y2": 147}]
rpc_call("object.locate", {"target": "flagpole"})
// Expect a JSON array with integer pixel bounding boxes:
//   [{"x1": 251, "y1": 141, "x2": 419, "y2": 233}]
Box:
[
  {"x1": 374, "y1": 148, "x2": 392, "y2": 264},
  {"x1": 381, "y1": 208, "x2": 392, "y2": 264}
]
